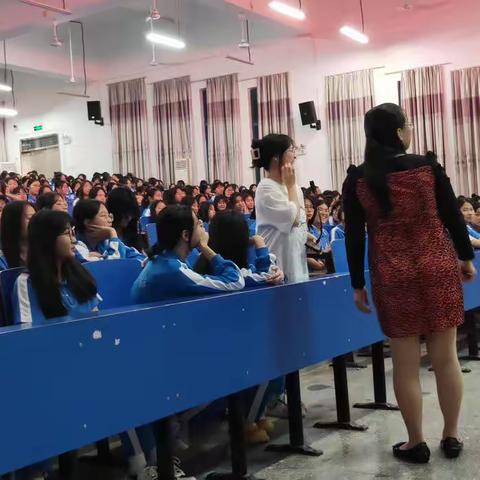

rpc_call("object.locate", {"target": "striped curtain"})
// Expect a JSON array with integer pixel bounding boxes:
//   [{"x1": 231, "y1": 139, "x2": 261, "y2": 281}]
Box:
[
  {"x1": 0, "y1": 119, "x2": 6, "y2": 163},
  {"x1": 452, "y1": 66, "x2": 480, "y2": 195},
  {"x1": 206, "y1": 74, "x2": 242, "y2": 182},
  {"x1": 108, "y1": 78, "x2": 150, "y2": 178},
  {"x1": 153, "y1": 76, "x2": 192, "y2": 184},
  {"x1": 258, "y1": 72, "x2": 294, "y2": 137},
  {"x1": 326, "y1": 69, "x2": 375, "y2": 189},
  {"x1": 400, "y1": 65, "x2": 446, "y2": 165}
]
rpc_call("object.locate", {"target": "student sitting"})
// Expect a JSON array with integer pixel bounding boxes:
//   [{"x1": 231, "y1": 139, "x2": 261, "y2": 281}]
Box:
[
  {"x1": 148, "y1": 199, "x2": 166, "y2": 223},
  {"x1": 36, "y1": 192, "x2": 68, "y2": 212},
  {"x1": 0, "y1": 201, "x2": 36, "y2": 270},
  {"x1": 304, "y1": 197, "x2": 327, "y2": 272},
  {"x1": 330, "y1": 205, "x2": 346, "y2": 241},
  {"x1": 73, "y1": 199, "x2": 146, "y2": 262},
  {"x1": 131, "y1": 205, "x2": 244, "y2": 304},
  {"x1": 12, "y1": 210, "x2": 101, "y2": 325},
  {"x1": 197, "y1": 201, "x2": 215, "y2": 232},
  {"x1": 89, "y1": 185, "x2": 107, "y2": 203},
  {"x1": 194, "y1": 210, "x2": 284, "y2": 288},
  {"x1": 458, "y1": 197, "x2": 480, "y2": 248},
  {"x1": 228, "y1": 193, "x2": 256, "y2": 237},
  {"x1": 213, "y1": 194, "x2": 228, "y2": 212}
]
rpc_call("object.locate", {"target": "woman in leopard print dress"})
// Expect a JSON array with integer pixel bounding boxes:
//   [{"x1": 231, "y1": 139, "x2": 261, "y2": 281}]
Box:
[{"x1": 343, "y1": 103, "x2": 476, "y2": 463}]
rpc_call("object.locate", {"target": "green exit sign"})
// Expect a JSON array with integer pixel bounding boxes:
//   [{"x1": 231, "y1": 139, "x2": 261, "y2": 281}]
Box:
[{"x1": 33, "y1": 125, "x2": 43, "y2": 132}]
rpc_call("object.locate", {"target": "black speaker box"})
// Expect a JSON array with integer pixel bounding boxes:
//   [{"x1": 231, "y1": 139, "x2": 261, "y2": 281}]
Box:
[
  {"x1": 299, "y1": 101, "x2": 318, "y2": 126},
  {"x1": 87, "y1": 100, "x2": 102, "y2": 121}
]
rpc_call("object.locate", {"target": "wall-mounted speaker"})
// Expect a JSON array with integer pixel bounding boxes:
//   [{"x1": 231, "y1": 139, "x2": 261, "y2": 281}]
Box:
[
  {"x1": 299, "y1": 101, "x2": 321, "y2": 130},
  {"x1": 87, "y1": 100, "x2": 104, "y2": 126}
]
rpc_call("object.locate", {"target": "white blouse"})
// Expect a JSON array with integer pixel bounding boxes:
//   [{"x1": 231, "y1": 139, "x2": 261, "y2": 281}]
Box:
[{"x1": 255, "y1": 178, "x2": 309, "y2": 284}]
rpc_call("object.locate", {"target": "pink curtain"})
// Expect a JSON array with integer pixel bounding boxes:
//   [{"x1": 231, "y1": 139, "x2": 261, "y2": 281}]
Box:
[
  {"x1": 0, "y1": 119, "x2": 6, "y2": 163},
  {"x1": 326, "y1": 69, "x2": 375, "y2": 189},
  {"x1": 108, "y1": 78, "x2": 150, "y2": 178},
  {"x1": 153, "y1": 76, "x2": 192, "y2": 184},
  {"x1": 401, "y1": 65, "x2": 446, "y2": 164},
  {"x1": 258, "y1": 72, "x2": 294, "y2": 137},
  {"x1": 452, "y1": 66, "x2": 480, "y2": 195},
  {"x1": 206, "y1": 74, "x2": 242, "y2": 182}
]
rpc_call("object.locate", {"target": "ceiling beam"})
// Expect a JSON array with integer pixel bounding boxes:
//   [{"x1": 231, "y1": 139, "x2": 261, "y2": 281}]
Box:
[{"x1": 19, "y1": 0, "x2": 72, "y2": 15}]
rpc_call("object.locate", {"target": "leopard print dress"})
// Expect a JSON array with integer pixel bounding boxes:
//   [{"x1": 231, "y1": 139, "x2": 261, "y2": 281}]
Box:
[{"x1": 356, "y1": 166, "x2": 464, "y2": 338}]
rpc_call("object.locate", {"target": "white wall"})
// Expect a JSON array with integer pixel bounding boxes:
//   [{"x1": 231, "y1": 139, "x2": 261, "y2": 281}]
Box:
[
  {"x1": 4, "y1": 73, "x2": 113, "y2": 178},
  {"x1": 6, "y1": 28, "x2": 480, "y2": 191}
]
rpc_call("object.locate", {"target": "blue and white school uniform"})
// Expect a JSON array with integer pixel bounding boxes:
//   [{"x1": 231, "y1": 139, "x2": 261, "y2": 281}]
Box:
[
  {"x1": 323, "y1": 217, "x2": 336, "y2": 237},
  {"x1": 244, "y1": 214, "x2": 256, "y2": 238},
  {"x1": 0, "y1": 251, "x2": 9, "y2": 271},
  {"x1": 309, "y1": 225, "x2": 330, "y2": 252},
  {"x1": 131, "y1": 250, "x2": 244, "y2": 304},
  {"x1": 467, "y1": 224, "x2": 480, "y2": 244},
  {"x1": 331, "y1": 224, "x2": 346, "y2": 242},
  {"x1": 241, "y1": 246, "x2": 279, "y2": 288},
  {"x1": 27, "y1": 194, "x2": 37, "y2": 204},
  {"x1": 12, "y1": 272, "x2": 101, "y2": 325},
  {"x1": 75, "y1": 233, "x2": 146, "y2": 263}
]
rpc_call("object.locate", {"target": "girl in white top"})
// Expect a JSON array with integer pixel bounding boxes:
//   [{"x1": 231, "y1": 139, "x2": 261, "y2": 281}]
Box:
[{"x1": 253, "y1": 134, "x2": 309, "y2": 283}]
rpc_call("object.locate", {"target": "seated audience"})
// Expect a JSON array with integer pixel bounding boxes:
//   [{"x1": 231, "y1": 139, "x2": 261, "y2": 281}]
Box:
[
  {"x1": 197, "y1": 202, "x2": 215, "y2": 231},
  {"x1": 89, "y1": 185, "x2": 107, "y2": 203},
  {"x1": 12, "y1": 210, "x2": 101, "y2": 325},
  {"x1": 1, "y1": 201, "x2": 36, "y2": 269},
  {"x1": 73, "y1": 199, "x2": 146, "y2": 262},
  {"x1": 27, "y1": 178, "x2": 41, "y2": 204},
  {"x1": 458, "y1": 197, "x2": 480, "y2": 248},
  {"x1": 131, "y1": 205, "x2": 244, "y2": 304},
  {"x1": 106, "y1": 187, "x2": 145, "y2": 251},
  {"x1": 36, "y1": 192, "x2": 68, "y2": 212},
  {"x1": 330, "y1": 205, "x2": 346, "y2": 241},
  {"x1": 213, "y1": 195, "x2": 228, "y2": 212},
  {"x1": 304, "y1": 197, "x2": 326, "y2": 272}
]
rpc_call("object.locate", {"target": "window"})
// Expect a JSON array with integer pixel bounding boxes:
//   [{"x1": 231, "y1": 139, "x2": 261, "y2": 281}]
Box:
[{"x1": 249, "y1": 87, "x2": 261, "y2": 184}]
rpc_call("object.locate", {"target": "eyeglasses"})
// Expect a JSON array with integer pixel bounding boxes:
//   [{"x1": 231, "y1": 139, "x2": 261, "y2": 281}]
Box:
[{"x1": 61, "y1": 227, "x2": 76, "y2": 241}]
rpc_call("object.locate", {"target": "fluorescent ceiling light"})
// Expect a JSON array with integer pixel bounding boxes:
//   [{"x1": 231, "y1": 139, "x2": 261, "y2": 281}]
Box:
[
  {"x1": 268, "y1": 1, "x2": 306, "y2": 20},
  {"x1": 0, "y1": 107, "x2": 18, "y2": 117},
  {"x1": 0, "y1": 83, "x2": 12, "y2": 93},
  {"x1": 146, "y1": 32, "x2": 186, "y2": 49},
  {"x1": 340, "y1": 25, "x2": 369, "y2": 44}
]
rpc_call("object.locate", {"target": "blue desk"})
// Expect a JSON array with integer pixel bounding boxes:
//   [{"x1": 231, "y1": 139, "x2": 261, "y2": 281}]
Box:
[
  {"x1": 0, "y1": 274, "x2": 382, "y2": 474},
  {"x1": 1, "y1": 253, "x2": 479, "y2": 475}
]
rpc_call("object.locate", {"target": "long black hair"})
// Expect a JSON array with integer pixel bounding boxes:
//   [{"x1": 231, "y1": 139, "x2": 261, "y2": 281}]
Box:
[
  {"x1": 73, "y1": 199, "x2": 102, "y2": 233},
  {"x1": 28, "y1": 210, "x2": 97, "y2": 319},
  {"x1": 195, "y1": 210, "x2": 249, "y2": 274},
  {"x1": 1, "y1": 201, "x2": 35, "y2": 268},
  {"x1": 106, "y1": 187, "x2": 143, "y2": 250},
  {"x1": 197, "y1": 201, "x2": 213, "y2": 224},
  {"x1": 364, "y1": 103, "x2": 407, "y2": 216},
  {"x1": 251, "y1": 134, "x2": 294, "y2": 171},
  {"x1": 148, "y1": 205, "x2": 194, "y2": 259},
  {"x1": 36, "y1": 192, "x2": 61, "y2": 210}
]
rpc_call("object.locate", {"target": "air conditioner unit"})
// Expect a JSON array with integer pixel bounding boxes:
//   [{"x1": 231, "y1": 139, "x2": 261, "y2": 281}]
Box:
[{"x1": 174, "y1": 157, "x2": 189, "y2": 184}]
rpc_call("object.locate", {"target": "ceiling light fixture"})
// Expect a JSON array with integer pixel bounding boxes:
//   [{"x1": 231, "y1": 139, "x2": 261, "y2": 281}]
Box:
[
  {"x1": 340, "y1": 0, "x2": 369, "y2": 44},
  {"x1": 19, "y1": 0, "x2": 72, "y2": 15},
  {"x1": 0, "y1": 107, "x2": 18, "y2": 118},
  {"x1": 339, "y1": 25, "x2": 369, "y2": 43},
  {"x1": 146, "y1": 32, "x2": 186, "y2": 49},
  {"x1": 0, "y1": 84, "x2": 12, "y2": 93},
  {"x1": 268, "y1": 1, "x2": 306, "y2": 20}
]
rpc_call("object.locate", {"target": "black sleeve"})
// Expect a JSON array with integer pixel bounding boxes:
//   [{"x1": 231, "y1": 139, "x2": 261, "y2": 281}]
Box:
[
  {"x1": 342, "y1": 168, "x2": 367, "y2": 289},
  {"x1": 430, "y1": 157, "x2": 474, "y2": 261}
]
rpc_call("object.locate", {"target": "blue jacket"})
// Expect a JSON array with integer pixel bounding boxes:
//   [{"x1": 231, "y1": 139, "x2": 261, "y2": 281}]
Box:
[
  {"x1": 131, "y1": 250, "x2": 244, "y2": 304},
  {"x1": 241, "y1": 246, "x2": 279, "y2": 287},
  {"x1": 467, "y1": 224, "x2": 480, "y2": 241},
  {"x1": 309, "y1": 225, "x2": 330, "y2": 251},
  {"x1": 331, "y1": 224, "x2": 346, "y2": 241},
  {"x1": 75, "y1": 233, "x2": 146, "y2": 263},
  {"x1": 12, "y1": 272, "x2": 102, "y2": 325}
]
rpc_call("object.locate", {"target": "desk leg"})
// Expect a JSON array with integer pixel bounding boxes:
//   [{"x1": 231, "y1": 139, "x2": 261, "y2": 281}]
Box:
[
  {"x1": 265, "y1": 371, "x2": 322, "y2": 456},
  {"x1": 354, "y1": 342, "x2": 399, "y2": 411},
  {"x1": 153, "y1": 417, "x2": 176, "y2": 480},
  {"x1": 459, "y1": 311, "x2": 480, "y2": 361},
  {"x1": 314, "y1": 355, "x2": 368, "y2": 431},
  {"x1": 206, "y1": 392, "x2": 262, "y2": 480},
  {"x1": 58, "y1": 451, "x2": 77, "y2": 480}
]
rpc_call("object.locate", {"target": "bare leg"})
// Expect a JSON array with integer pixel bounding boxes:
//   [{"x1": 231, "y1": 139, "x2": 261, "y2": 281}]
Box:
[
  {"x1": 426, "y1": 327, "x2": 463, "y2": 440},
  {"x1": 390, "y1": 336, "x2": 424, "y2": 448}
]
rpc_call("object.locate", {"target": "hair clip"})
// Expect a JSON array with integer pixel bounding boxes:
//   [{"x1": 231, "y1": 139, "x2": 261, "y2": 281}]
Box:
[{"x1": 251, "y1": 148, "x2": 261, "y2": 161}]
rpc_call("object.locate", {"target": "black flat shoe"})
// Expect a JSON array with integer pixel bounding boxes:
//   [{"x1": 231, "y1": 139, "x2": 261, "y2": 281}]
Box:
[
  {"x1": 393, "y1": 442, "x2": 430, "y2": 463},
  {"x1": 441, "y1": 437, "x2": 463, "y2": 458}
]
